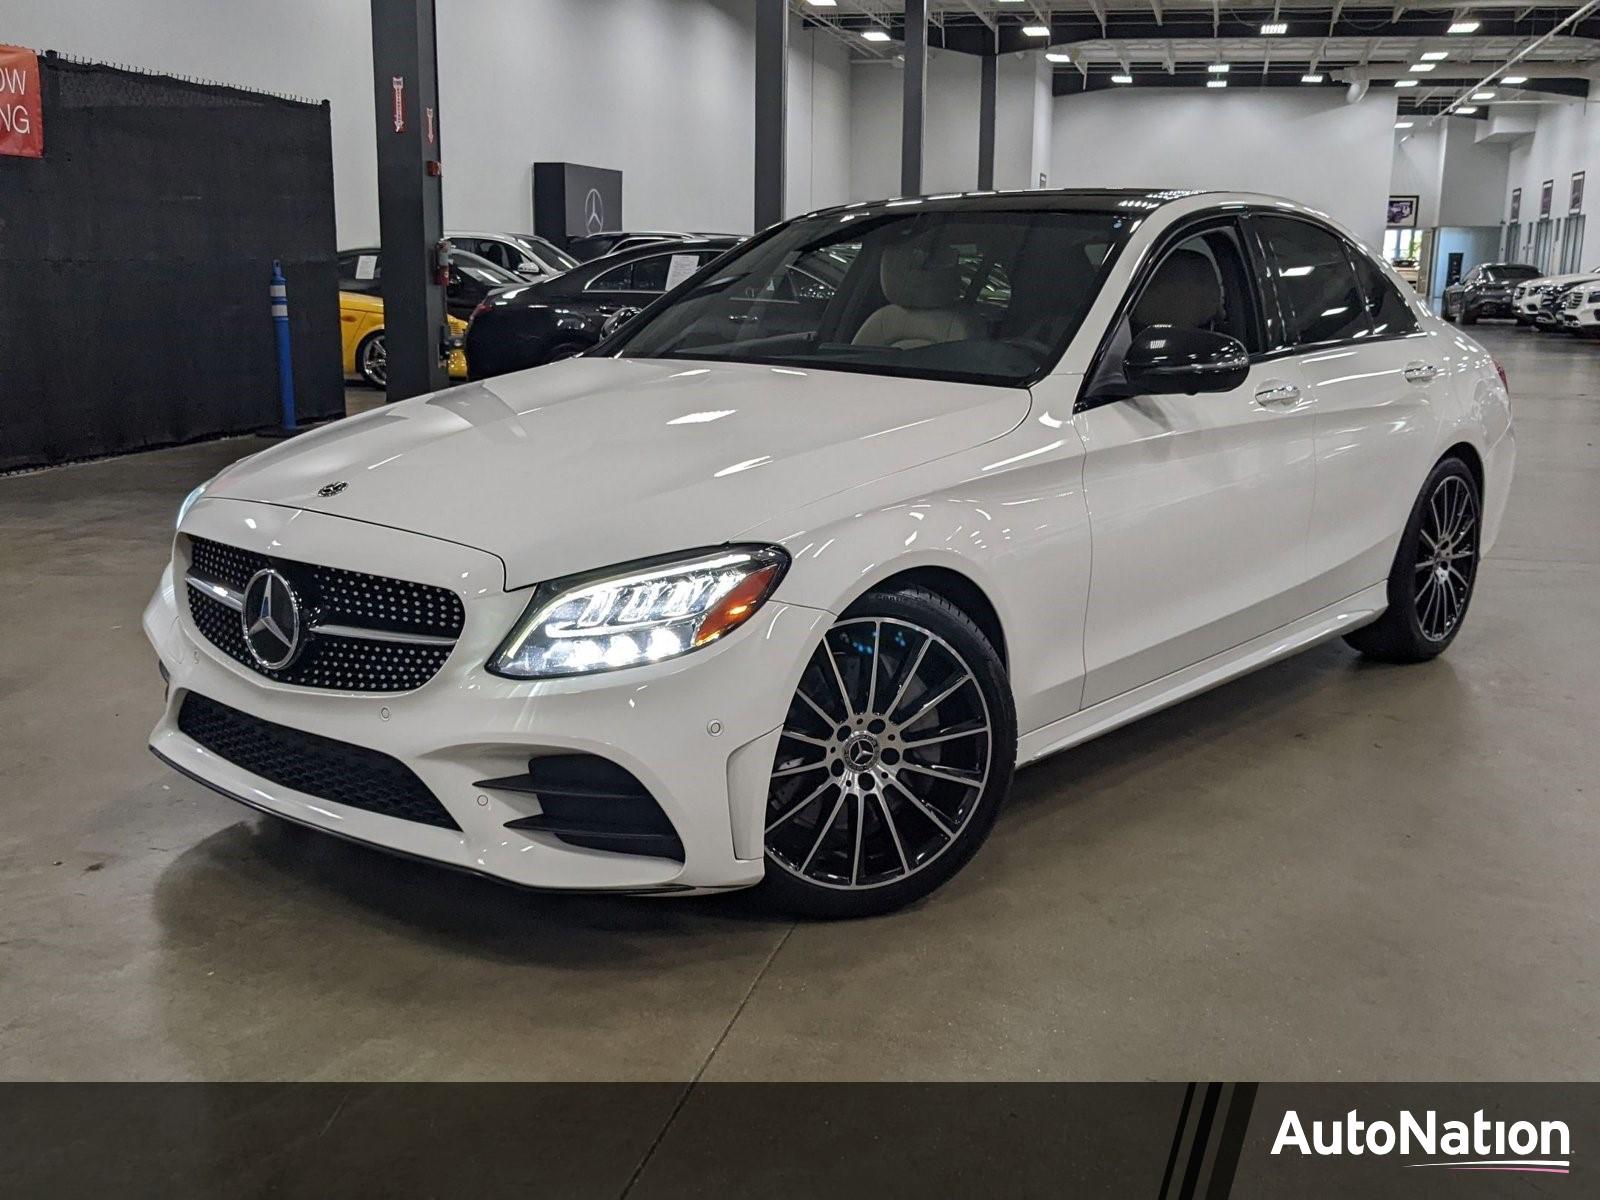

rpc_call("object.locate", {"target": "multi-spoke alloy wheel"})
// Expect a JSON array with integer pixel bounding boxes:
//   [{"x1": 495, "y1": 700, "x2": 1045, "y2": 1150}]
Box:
[
  {"x1": 359, "y1": 332, "x2": 387, "y2": 389},
  {"x1": 1346, "y1": 455, "x2": 1481, "y2": 662},
  {"x1": 1413, "y1": 472, "x2": 1478, "y2": 643},
  {"x1": 759, "y1": 588, "x2": 1015, "y2": 917}
]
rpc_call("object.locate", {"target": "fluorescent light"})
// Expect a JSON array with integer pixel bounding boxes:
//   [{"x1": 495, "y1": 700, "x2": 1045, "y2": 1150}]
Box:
[
  {"x1": 805, "y1": 0, "x2": 837, "y2": 6},
  {"x1": 1208, "y1": 63, "x2": 1230, "y2": 73},
  {"x1": 1207, "y1": 79, "x2": 1228, "y2": 88},
  {"x1": 1503, "y1": 74, "x2": 1527, "y2": 84},
  {"x1": 1410, "y1": 63, "x2": 1436, "y2": 72},
  {"x1": 861, "y1": 29, "x2": 891, "y2": 41},
  {"x1": 1448, "y1": 20, "x2": 1480, "y2": 33},
  {"x1": 1456, "y1": 104, "x2": 1479, "y2": 114},
  {"x1": 1112, "y1": 73, "x2": 1133, "y2": 84},
  {"x1": 1045, "y1": 51, "x2": 1072, "y2": 63},
  {"x1": 1421, "y1": 50, "x2": 1449, "y2": 61},
  {"x1": 1472, "y1": 90, "x2": 1495, "y2": 100},
  {"x1": 1394, "y1": 79, "x2": 1418, "y2": 88},
  {"x1": 1395, "y1": 120, "x2": 1414, "y2": 128},
  {"x1": 1260, "y1": 22, "x2": 1287, "y2": 34},
  {"x1": 1022, "y1": 24, "x2": 1050, "y2": 37},
  {"x1": 1301, "y1": 73, "x2": 1324, "y2": 83}
]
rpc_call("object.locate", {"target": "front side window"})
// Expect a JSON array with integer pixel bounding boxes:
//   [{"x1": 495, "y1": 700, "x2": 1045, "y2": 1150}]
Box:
[
  {"x1": 610, "y1": 208, "x2": 1131, "y2": 386},
  {"x1": 1256, "y1": 215, "x2": 1371, "y2": 347}
]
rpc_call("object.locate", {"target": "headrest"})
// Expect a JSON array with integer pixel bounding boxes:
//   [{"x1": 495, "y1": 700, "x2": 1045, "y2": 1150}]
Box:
[
  {"x1": 879, "y1": 242, "x2": 964, "y2": 309},
  {"x1": 1131, "y1": 248, "x2": 1222, "y2": 329}
]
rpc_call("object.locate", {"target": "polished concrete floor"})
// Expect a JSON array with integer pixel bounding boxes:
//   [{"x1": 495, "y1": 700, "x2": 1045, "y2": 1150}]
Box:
[{"x1": 2, "y1": 327, "x2": 1596, "y2": 1082}]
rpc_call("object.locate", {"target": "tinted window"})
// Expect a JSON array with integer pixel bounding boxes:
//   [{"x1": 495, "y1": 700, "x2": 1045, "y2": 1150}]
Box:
[
  {"x1": 517, "y1": 236, "x2": 579, "y2": 271},
  {"x1": 337, "y1": 251, "x2": 381, "y2": 296},
  {"x1": 1352, "y1": 253, "x2": 1420, "y2": 337},
  {"x1": 612, "y1": 208, "x2": 1131, "y2": 387},
  {"x1": 1483, "y1": 264, "x2": 1540, "y2": 281},
  {"x1": 467, "y1": 239, "x2": 512, "y2": 269},
  {"x1": 588, "y1": 261, "x2": 635, "y2": 291},
  {"x1": 1257, "y1": 216, "x2": 1371, "y2": 346},
  {"x1": 1129, "y1": 223, "x2": 1261, "y2": 353}
]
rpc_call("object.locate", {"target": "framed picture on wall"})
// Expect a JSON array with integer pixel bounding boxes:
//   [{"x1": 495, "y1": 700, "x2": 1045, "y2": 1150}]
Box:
[
  {"x1": 1510, "y1": 188, "x2": 1522, "y2": 221},
  {"x1": 1387, "y1": 195, "x2": 1419, "y2": 227},
  {"x1": 1541, "y1": 179, "x2": 1554, "y2": 217},
  {"x1": 1571, "y1": 172, "x2": 1585, "y2": 214}
]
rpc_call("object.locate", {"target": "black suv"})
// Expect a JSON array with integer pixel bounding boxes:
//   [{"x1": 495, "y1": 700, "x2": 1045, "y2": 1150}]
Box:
[{"x1": 1442, "y1": 262, "x2": 1541, "y2": 324}]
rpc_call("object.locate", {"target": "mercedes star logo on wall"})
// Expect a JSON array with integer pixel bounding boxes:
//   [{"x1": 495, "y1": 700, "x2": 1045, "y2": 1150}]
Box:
[
  {"x1": 241, "y1": 568, "x2": 303, "y2": 670},
  {"x1": 584, "y1": 187, "x2": 605, "y2": 234}
]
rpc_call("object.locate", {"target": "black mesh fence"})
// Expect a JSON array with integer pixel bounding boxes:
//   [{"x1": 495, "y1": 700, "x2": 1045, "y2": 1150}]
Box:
[{"x1": 0, "y1": 53, "x2": 342, "y2": 471}]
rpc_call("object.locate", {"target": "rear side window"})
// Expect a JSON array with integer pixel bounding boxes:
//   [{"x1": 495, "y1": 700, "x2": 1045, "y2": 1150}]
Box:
[
  {"x1": 1256, "y1": 216, "x2": 1371, "y2": 346},
  {"x1": 1352, "y1": 252, "x2": 1420, "y2": 337}
]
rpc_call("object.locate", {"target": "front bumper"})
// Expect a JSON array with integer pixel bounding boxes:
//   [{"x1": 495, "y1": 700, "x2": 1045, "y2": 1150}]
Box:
[
  {"x1": 145, "y1": 498, "x2": 831, "y2": 893},
  {"x1": 1468, "y1": 295, "x2": 1513, "y2": 317}
]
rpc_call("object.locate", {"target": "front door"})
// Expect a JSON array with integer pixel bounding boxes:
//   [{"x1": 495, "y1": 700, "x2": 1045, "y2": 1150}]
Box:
[{"x1": 1075, "y1": 219, "x2": 1317, "y2": 706}]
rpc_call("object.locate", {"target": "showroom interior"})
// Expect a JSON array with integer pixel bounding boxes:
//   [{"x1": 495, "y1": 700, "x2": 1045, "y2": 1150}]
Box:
[{"x1": 3, "y1": 0, "x2": 1600, "y2": 1108}]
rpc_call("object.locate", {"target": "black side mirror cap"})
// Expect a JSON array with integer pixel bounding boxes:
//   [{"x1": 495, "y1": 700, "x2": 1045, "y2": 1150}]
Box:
[{"x1": 1122, "y1": 325, "x2": 1250, "y2": 396}]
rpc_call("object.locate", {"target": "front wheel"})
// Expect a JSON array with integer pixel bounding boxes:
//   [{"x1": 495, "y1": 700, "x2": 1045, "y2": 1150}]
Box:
[
  {"x1": 757, "y1": 587, "x2": 1016, "y2": 918},
  {"x1": 1461, "y1": 307, "x2": 1478, "y2": 325},
  {"x1": 356, "y1": 331, "x2": 387, "y2": 389},
  {"x1": 1345, "y1": 456, "x2": 1480, "y2": 662}
]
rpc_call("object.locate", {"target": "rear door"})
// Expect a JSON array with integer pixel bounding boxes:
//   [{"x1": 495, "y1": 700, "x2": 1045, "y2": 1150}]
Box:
[
  {"x1": 1075, "y1": 216, "x2": 1317, "y2": 705},
  {"x1": 1251, "y1": 214, "x2": 1441, "y2": 607}
]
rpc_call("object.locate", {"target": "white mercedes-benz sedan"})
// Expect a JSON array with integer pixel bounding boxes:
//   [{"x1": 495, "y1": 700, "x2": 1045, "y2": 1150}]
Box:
[{"x1": 146, "y1": 190, "x2": 1513, "y2": 917}]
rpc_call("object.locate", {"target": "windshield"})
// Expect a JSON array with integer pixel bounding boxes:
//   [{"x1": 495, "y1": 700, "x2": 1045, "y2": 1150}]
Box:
[
  {"x1": 610, "y1": 207, "x2": 1132, "y2": 386},
  {"x1": 1484, "y1": 265, "x2": 1540, "y2": 282}
]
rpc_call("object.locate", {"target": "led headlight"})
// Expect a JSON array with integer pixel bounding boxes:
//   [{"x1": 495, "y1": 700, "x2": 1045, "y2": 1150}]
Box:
[{"x1": 488, "y1": 545, "x2": 789, "y2": 679}]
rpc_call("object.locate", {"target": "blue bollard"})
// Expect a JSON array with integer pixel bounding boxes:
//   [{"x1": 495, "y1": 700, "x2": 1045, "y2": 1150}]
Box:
[{"x1": 270, "y1": 260, "x2": 297, "y2": 431}]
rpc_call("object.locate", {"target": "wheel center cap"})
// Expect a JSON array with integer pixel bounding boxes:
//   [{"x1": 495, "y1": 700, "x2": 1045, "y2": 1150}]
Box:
[{"x1": 842, "y1": 733, "x2": 880, "y2": 771}]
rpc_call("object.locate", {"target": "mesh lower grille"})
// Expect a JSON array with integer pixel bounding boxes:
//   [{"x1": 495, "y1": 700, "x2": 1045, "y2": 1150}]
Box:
[
  {"x1": 185, "y1": 537, "x2": 464, "y2": 693},
  {"x1": 178, "y1": 692, "x2": 460, "y2": 830}
]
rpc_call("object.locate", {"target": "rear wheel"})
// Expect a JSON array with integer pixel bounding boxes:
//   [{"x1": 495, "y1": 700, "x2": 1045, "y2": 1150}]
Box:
[
  {"x1": 757, "y1": 587, "x2": 1015, "y2": 918},
  {"x1": 356, "y1": 331, "x2": 387, "y2": 389},
  {"x1": 1441, "y1": 298, "x2": 1457, "y2": 323},
  {"x1": 1345, "y1": 456, "x2": 1480, "y2": 662},
  {"x1": 1461, "y1": 306, "x2": 1478, "y2": 325}
]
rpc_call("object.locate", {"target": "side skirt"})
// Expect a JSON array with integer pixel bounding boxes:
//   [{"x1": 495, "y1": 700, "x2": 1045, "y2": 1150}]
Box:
[{"x1": 1016, "y1": 581, "x2": 1387, "y2": 767}]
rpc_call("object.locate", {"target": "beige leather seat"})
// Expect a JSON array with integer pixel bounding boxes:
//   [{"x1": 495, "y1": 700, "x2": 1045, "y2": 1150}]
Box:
[{"x1": 853, "y1": 242, "x2": 983, "y2": 350}]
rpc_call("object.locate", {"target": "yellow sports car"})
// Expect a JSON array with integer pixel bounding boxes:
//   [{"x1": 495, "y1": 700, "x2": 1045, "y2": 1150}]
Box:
[{"x1": 339, "y1": 291, "x2": 467, "y2": 389}]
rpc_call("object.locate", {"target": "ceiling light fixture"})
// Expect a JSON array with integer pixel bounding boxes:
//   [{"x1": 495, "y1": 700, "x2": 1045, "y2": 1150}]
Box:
[
  {"x1": 1301, "y1": 73, "x2": 1324, "y2": 83},
  {"x1": 1394, "y1": 79, "x2": 1417, "y2": 87},
  {"x1": 1045, "y1": 51, "x2": 1072, "y2": 63},
  {"x1": 1456, "y1": 104, "x2": 1479, "y2": 113},
  {"x1": 805, "y1": 0, "x2": 837, "y2": 6},
  {"x1": 1447, "y1": 20, "x2": 1480, "y2": 33},
  {"x1": 1260, "y1": 22, "x2": 1288, "y2": 34},
  {"x1": 1410, "y1": 63, "x2": 1437, "y2": 72},
  {"x1": 1421, "y1": 50, "x2": 1448, "y2": 61},
  {"x1": 1207, "y1": 79, "x2": 1228, "y2": 88},
  {"x1": 1023, "y1": 24, "x2": 1050, "y2": 37},
  {"x1": 1395, "y1": 120, "x2": 1414, "y2": 128},
  {"x1": 1112, "y1": 73, "x2": 1133, "y2": 83},
  {"x1": 1208, "y1": 63, "x2": 1230, "y2": 73},
  {"x1": 1502, "y1": 74, "x2": 1527, "y2": 84},
  {"x1": 1472, "y1": 90, "x2": 1495, "y2": 100},
  {"x1": 861, "y1": 29, "x2": 891, "y2": 41}
]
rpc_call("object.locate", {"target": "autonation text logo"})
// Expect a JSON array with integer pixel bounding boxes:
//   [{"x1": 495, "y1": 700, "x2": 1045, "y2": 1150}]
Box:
[{"x1": 1272, "y1": 1108, "x2": 1572, "y2": 1176}]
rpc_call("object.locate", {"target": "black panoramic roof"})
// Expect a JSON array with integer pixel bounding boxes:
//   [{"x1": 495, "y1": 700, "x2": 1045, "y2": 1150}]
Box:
[{"x1": 804, "y1": 188, "x2": 1215, "y2": 221}]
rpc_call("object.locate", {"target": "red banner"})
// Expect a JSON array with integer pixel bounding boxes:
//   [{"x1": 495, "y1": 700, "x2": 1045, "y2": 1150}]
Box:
[{"x1": 0, "y1": 45, "x2": 42, "y2": 158}]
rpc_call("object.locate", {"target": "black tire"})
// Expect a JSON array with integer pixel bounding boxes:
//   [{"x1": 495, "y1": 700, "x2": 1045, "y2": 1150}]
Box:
[
  {"x1": 356, "y1": 330, "x2": 386, "y2": 389},
  {"x1": 1515, "y1": 315, "x2": 1532, "y2": 326},
  {"x1": 1461, "y1": 307, "x2": 1478, "y2": 326},
  {"x1": 1345, "y1": 456, "x2": 1481, "y2": 663},
  {"x1": 1440, "y1": 298, "x2": 1456, "y2": 323},
  {"x1": 755, "y1": 586, "x2": 1016, "y2": 918}
]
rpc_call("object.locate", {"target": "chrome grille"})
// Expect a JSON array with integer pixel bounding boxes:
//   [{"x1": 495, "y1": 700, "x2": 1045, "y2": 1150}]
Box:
[{"x1": 183, "y1": 536, "x2": 465, "y2": 692}]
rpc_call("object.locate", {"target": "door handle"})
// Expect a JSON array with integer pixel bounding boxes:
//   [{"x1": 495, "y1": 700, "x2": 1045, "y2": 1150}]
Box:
[
  {"x1": 1403, "y1": 361, "x2": 1441, "y2": 384},
  {"x1": 1253, "y1": 381, "x2": 1302, "y2": 408}
]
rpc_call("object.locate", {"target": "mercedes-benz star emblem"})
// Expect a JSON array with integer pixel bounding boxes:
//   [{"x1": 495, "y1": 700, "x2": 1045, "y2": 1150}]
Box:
[
  {"x1": 318, "y1": 481, "x2": 348, "y2": 497},
  {"x1": 584, "y1": 187, "x2": 605, "y2": 235},
  {"x1": 241, "y1": 568, "x2": 303, "y2": 671}
]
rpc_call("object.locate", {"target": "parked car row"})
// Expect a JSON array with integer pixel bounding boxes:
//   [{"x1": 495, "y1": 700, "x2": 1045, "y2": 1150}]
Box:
[
  {"x1": 1441, "y1": 261, "x2": 1600, "y2": 339},
  {"x1": 334, "y1": 231, "x2": 744, "y2": 387}
]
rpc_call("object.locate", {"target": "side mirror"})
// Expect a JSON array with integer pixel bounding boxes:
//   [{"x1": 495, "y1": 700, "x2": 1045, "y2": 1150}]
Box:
[
  {"x1": 517, "y1": 261, "x2": 544, "y2": 276},
  {"x1": 1123, "y1": 325, "x2": 1249, "y2": 396},
  {"x1": 600, "y1": 306, "x2": 642, "y2": 339}
]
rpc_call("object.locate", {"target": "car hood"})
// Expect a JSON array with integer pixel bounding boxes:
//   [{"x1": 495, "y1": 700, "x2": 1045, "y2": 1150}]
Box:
[{"x1": 206, "y1": 358, "x2": 1032, "y2": 588}]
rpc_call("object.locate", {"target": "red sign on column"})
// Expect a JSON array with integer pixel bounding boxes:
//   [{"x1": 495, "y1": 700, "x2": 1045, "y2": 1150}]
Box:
[{"x1": 0, "y1": 45, "x2": 43, "y2": 159}]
